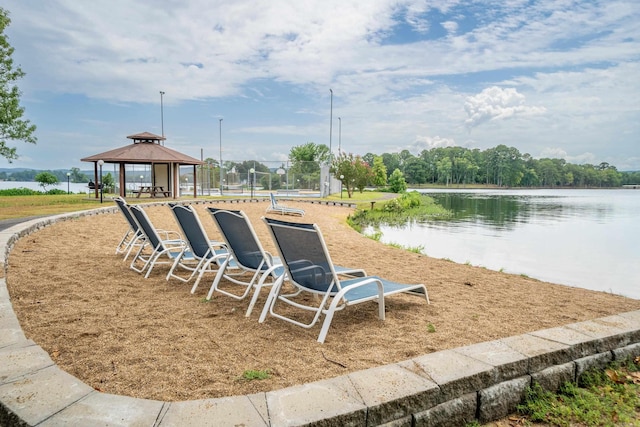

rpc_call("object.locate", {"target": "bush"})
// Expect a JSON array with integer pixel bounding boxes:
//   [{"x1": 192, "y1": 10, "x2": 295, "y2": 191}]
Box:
[{"x1": 0, "y1": 188, "x2": 41, "y2": 196}]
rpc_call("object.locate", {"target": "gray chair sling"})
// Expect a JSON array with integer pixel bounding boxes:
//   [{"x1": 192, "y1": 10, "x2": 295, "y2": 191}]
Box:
[
  {"x1": 128, "y1": 204, "x2": 189, "y2": 278},
  {"x1": 206, "y1": 207, "x2": 283, "y2": 316},
  {"x1": 167, "y1": 203, "x2": 229, "y2": 291}
]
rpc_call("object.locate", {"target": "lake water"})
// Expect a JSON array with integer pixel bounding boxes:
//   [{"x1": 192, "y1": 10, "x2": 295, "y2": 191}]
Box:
[
  {"x1": 0, "y1": 180, "x2": 94, "y2": 194},
  {"x1": 370, "y1": 189, "x2": 640, "y2": 299}
]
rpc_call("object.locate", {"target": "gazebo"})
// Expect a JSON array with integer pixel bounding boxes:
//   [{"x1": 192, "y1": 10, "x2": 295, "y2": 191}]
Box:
[{"x1": 81, "y1": 132, "x2": 204, "y2": 199}]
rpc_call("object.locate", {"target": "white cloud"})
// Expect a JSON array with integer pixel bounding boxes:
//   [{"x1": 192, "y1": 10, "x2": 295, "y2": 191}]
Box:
[
  {"x1": 411, "y1": 135, "x2": 456, "y2": 153},
  {"x1": 2, "y1": 0, "x2": 639, "y2": 170},
  {"x1": 464, "y1": 87, "x2": 546, "y2": 129}
]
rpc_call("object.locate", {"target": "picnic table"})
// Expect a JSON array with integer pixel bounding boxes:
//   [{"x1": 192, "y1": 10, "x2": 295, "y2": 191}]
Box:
[{"x1": 134, "y1": 186, "x2": 171, "y2": 198}]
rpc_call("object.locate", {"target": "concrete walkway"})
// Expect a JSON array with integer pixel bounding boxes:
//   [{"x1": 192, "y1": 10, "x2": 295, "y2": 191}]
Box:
[{"x1": 1, "y1": 205, "x2": 640, "y2": 426}]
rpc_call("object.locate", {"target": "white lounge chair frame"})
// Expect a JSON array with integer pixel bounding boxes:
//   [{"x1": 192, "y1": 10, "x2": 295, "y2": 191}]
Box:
[
  {"x1": 259, "y1": 217, "x2": 429, "y2": 343},
  {"x1": 128, "y1": 204, "x2": 191, "y2": 278},
  {"x1": 266, "y1": 193, "x2": 305, "y2": 216}
]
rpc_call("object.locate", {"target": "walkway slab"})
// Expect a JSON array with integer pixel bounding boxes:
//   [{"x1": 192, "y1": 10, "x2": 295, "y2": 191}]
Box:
[
  {"x1": 400, "y1": 349, "x2": 494, "y2": 403},
  {"x1": 501, "y1": 334, "x2": 572, "y2": 373},
  {"x1": 39, "y1": 392, "x2": 165, "y2": 426},
  {"x1": 565, "y1": 318, "x2": 630, "y2": 352},
  {"x1": 529, "y1": 325, "x2": 599, "y2": 359},
  {"x1": 453, "y1": 339, "x2": 529, "y2": 383},
  {"x1": 266, "y1": 375, "x2": 367, "y2": 426},
  {"x1": 0, "y1": 365, "x2": 93, "y2": 426},
  {"x1": 347, "y1": 363, "x2": 440, "y2": 426},
  {"x1": 159, "y1": 394, "x2": 268, "y2": 426},
  {"x1": 0, "y1": 341, "x2": 54, "y2": 385}
]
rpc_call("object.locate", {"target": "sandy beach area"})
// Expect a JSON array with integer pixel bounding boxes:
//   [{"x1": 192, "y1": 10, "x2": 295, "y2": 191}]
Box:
[{"x1": 6, "y1": 200, "x2": 640, "y2": 402}]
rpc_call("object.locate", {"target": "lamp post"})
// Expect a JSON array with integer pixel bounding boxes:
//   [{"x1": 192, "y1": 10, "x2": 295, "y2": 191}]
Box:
[
  {"x1": 140, "y1": 175, "x2": 144, "y2": 188},
  {"x1": 97, "y1": 160, "x2": 104, "y2": 203},
  {"x1": 328, "y1": 88, "x2": 333, "y2": 196},
  {"x1": 160, "y1": 91, "x2": 165, "y2": 143},
  {"x1": 219, "y1": 118, "x2": 223, "y2": 195},
  {"x1": 338, "y1": 117, "x2": 341, "y2": 155},
  {"x1": 340, "y1": 174, "x2": 344, "y2": 199},
  {"x1": 249, "y1": 168, "x2": 255, "y2": 199},
  {"x1": 66, "y1": 172, "x2": 71, "y2": 194}
]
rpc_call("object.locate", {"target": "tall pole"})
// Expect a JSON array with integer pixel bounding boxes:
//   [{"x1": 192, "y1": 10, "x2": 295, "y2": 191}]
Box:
[
  {"x1": 328, "y1": 88, "x2": 333, "y2": 196},
  {"x1": 338, "y1": 117, "x2": 341, "y2": 155},
  {"x1": 219, "y1": 118, "x2": 223, "y2": 195},
  {"x1": 98, "y1": 160, "x2": 104, "y2": 203},
  {"x1": 329, "y1": 89, "x2": 333, "y2": 159},
  {"x1": 160, "y1": 91, "x2": 165, "y2": 145}
]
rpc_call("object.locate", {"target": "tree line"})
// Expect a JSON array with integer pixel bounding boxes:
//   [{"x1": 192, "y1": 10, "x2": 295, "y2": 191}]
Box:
[{"x1": 362, "y1": 144, "x2": 637, "y2": 188}]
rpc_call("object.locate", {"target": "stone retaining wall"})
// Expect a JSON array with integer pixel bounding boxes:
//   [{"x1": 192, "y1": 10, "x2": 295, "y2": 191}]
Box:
[{"x1": 1, "y1": 204, "x2": 639, "y2": 426}]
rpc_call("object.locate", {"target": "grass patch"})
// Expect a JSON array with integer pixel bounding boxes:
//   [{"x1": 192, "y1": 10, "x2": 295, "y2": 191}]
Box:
[
  {"x1": 0, "y1": 194, "x2": 105, "y2": 220},
  {"x1": 517, "y1": 358, "x2": 640, "y2": 426},
  {"x1": 347, "y1": 191, "x2": 452, "y2": 229},
  {"x1": 239, "y1": 369, "x2": 271, "y2": 381}
]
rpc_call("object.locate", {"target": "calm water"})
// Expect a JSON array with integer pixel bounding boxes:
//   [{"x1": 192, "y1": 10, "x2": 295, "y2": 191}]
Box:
[
  {"x1": 370, "y1": 189, "x2": 640, "y2": 299},
  {"x1": 0, "y1": 181, "x2": 93, "y2": 193}
]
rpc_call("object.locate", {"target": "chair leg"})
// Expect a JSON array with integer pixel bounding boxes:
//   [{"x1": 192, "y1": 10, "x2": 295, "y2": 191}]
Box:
[
  {"x1": 258, "y1": 275, "x2": 285, "y2": 323},
  {"x1": 206, "y1": 259, "x2": 230, "y2": 300}
]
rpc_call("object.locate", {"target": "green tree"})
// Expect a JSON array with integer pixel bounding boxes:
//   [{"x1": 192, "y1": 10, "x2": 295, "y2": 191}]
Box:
[
  {"x1": 34, "y1": 171, "x2": 58, "y2": 191},
  {"x1": 289, "y1": 142, "x2": 329, "y2": 189},
  {"x1": 69, "y1": 167, "x2": 88, "y2": 183},
  {"x1": 0, "y1": 8, "x2": 37, "y2": 162},
  {"x1": 102, "y1": 172, "x2": 115, "y2": 193},
  {"x1": 388, "y1": 168, "x2": 407, "y2": 193},
  {"x1": 331, "y1": 152, "x2": 361, "y2": 197},
  {"x1": 371, "y1": 155, "x2": 387, "y2": 187}
]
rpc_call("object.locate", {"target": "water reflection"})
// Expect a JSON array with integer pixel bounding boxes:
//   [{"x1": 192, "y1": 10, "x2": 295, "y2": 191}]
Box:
[{"x1": 371, "y1": 189, "x2": 640, "y2": 299}]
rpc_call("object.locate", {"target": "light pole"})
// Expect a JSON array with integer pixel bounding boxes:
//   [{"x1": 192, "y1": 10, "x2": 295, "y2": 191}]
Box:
[
  {"x1": 328, "y1": 88, "x2": 333, "y2": 196},
  {"x1": 160, "y1": 91, "x2": 165, "y2": 143},
  {"x1": 340, "y1": 174, "x2": 344, "y2": 199},
  {"x1": 97, "y1": 160, "x2": 104, "y2": 203},
  {"x1": 140, "y1": 175, "x2": 144, "y2": 188},
  {"x1": 249, "y1": 168, "x2": 255, "y2": 199},
  {"x1": 66, "y1": 172, "x2": 71, "y2": 194},
  {"x1": 338, "y1": 117, "x2": 341, "y2": 155},
  {"x1": 219, "y1": 118, "x2": 223, "y2": 195}
]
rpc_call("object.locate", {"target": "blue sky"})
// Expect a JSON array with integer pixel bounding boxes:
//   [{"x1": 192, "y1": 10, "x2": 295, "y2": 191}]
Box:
[{"x1": 3, "y1": 0, "x2": 640, "y2": 171}]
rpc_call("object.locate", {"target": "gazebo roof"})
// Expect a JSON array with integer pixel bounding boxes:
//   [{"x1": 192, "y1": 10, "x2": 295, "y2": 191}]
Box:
[{"x1": 81, "y1": 132, "x2": 203, "y2": 165}]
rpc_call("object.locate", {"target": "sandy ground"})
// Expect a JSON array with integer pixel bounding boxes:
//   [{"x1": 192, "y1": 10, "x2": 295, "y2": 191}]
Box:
[{"x1": 6, "y1": 200, "x2": 640, "y2": 402}]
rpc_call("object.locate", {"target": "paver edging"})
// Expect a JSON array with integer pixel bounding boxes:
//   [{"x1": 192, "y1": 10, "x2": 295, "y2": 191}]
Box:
[{"x1": 1, "y1": 205, "x2": 639, "y2": 426}]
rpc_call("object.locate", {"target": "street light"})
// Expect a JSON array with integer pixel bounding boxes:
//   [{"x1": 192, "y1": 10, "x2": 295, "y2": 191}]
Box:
[
  {"x1": 140, "y1": 175, "x2": 144, "y2": 188},
  {"x1": 97, "y1": 159, "x2": 104, "y2": 203},
  {"x1": 338, "y1": 117, "x2": 341, "y2": 155},
  {"x1": 219, "y1": 118, "x2": 223, "y2": 195},
  {"x1": 340, "y1": 174, "x2": 344, "y2": 199},
  {"x1": 249, "y1": 168, "x2": 255, "y2": 198},
  {"x1": 66, "y1": 172, "x2": 71, "y2": 194},
  {"x1": 160, "y1": 91, "x2": 165, "y2": 143},
  {"x1": 328, "y1": 88, "x2": 333, "y2": 196}
]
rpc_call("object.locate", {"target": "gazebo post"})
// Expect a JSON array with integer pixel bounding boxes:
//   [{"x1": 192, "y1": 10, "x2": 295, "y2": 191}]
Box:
[
  {"x1": 192, "y1": 164, "x2": 197, "y2": 198},
  {"x1": 93, "y1": 162, "x2": 99, "y2": 199},
  {"x1": 118, "y1": 163, "x2": 126, "y2": 198}
]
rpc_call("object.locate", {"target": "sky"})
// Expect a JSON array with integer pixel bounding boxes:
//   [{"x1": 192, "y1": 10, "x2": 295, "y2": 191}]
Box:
[{"x1": 3, "y1": 0, "x2": 640, "y2": 172}]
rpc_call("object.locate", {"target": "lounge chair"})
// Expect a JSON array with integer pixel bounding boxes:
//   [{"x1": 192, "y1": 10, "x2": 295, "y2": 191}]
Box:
[
  {"x1": 259, "y1": 217, "x2": 430, "y2": 343},
  {"x1": 167, "y1": 203, "x2": 229, "y2": 292},
  {"x1": 266, "y1": 193, "x2": 305, "y2": 216},
  {"x1": 206, "y1": 207, "x2": 284, "y2": 316},
  {"x1": 113, "y1": 197, "x2": 144, "y2": 260},
  {"x1": 128, "y1": 204, "x2": 191, "y2": 278}
]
